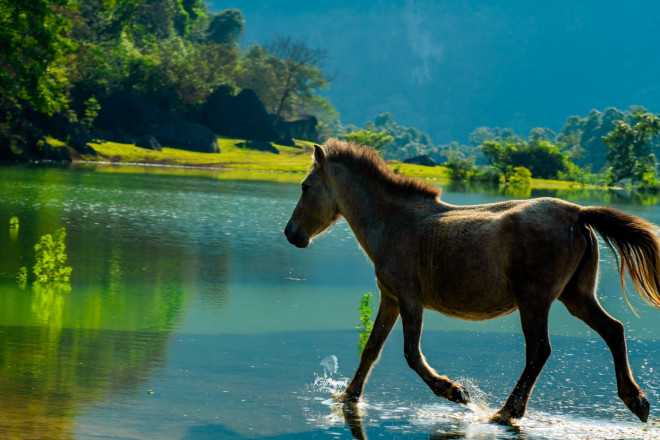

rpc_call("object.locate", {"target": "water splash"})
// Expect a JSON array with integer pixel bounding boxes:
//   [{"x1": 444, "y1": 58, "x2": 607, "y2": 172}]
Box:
[
  {"x1": 300, "y1": 368, "x2": 660, "y2": 439},
  {"x1": 320, "y1": 354, "x2": 339, "y2": 377},
  {"x1": 312, "y1": 355, "x2": 347, "y2": 396}
]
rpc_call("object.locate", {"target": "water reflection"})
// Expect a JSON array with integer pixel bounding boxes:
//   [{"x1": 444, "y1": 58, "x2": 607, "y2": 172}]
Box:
[{"x1": 444, "y1": 180, "x2": 660, "y2": 206}]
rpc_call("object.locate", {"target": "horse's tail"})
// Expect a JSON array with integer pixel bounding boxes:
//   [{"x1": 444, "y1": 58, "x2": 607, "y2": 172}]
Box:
[{"x1": 580, "y1": 206, "x2": 660, "y2": 311}]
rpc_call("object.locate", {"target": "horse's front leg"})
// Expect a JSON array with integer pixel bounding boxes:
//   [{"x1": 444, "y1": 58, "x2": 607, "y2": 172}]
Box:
[
  {"x1": 335, "y1": 290, "x2": 399, "y2": 403},
  {"x1": 399, "y1": 300, "x2": 470, "y2": 405}
]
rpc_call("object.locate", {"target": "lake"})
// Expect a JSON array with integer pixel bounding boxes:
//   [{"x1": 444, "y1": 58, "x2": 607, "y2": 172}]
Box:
[{"x1": 0, "y1": 164, "x2": 659, "y2": 439}]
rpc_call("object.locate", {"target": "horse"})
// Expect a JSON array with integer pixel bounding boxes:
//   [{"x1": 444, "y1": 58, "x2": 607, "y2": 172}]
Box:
[{"x1": 284, "y1": 138, "x2": 660, "y2": 425}]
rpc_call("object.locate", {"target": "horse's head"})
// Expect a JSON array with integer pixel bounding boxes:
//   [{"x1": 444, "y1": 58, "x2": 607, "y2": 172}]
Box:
[{"x1": 285, "y1": 145, "x2": 340, "y2": 248}]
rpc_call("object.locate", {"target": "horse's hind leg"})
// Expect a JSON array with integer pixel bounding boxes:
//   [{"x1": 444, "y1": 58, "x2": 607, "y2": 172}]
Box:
[
  {"x1": 491, "y1": 300, "x2": 552, "y2": 425},
  {"x1": 336, "y1": 290, "x2": 400, "y2": 403},
  {"x1": 559, "y1": 244, "x2": 650, "y2": 422}
]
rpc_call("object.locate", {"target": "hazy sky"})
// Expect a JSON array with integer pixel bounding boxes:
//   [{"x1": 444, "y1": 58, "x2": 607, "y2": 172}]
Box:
[{"x1": 215, "y1": 0, "x2": 660, "y2": 144}]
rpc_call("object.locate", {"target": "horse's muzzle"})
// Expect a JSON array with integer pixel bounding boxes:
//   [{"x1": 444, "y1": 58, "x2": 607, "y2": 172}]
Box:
[{"x1": 284, "y1": 220, "x2": 310, "y2": 248}]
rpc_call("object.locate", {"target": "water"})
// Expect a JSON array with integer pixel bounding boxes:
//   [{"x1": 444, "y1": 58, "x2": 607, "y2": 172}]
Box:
[{"x1": 0, "y1": 164, "x2": 659, "y2": 439}]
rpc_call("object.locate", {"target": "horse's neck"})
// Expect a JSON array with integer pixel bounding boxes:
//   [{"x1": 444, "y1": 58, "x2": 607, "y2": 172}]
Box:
[{"x1": 333, "y1": 173, "x2": 411, "y2": 261}]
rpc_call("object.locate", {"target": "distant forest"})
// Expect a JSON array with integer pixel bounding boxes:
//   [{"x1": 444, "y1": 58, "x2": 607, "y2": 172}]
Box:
[{"x1": 1, "y1": 0, "x2": 660, "y2": 189}]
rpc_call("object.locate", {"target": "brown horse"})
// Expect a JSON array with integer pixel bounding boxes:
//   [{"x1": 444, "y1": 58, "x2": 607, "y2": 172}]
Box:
[{"x1": 284, "y1": 139, "x2": 660, "y2": 424}]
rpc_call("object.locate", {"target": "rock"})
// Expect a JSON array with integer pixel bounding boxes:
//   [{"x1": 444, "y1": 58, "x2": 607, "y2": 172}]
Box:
[
  {"x1": 403, "y1": 155, "x2": 437, "y2": 166},
  {"x1": 275, "y1": 115, "x2": 318, "y2": 143},
  {"x1": 200, "y1": 87, "x2": 287, "y2": 144},
  {"x1": 236, "y1": 140, "x2": 279, "y2": 154},
  {"x1": 96, "y1": 91, "x2": 167, "y2": 137},
  {"x1": 151, "y1": 122, "x2": 219, "y2": 153},
  {"x1": 135, "y1": 134, "x2": 162, "y2": 151}
]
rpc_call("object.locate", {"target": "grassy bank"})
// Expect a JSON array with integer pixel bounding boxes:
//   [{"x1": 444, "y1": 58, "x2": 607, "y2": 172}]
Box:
[{"x1": 67, "y1": 137, "x2": 595, "y2": 190}]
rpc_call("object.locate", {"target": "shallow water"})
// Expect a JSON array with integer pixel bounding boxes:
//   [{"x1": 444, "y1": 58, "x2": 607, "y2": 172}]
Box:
[{"x1": 0, "y1": 164, "x2": 659, "y2": 439}]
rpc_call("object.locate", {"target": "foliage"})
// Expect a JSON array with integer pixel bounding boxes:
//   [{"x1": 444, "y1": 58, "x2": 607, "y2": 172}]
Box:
[
  {"x1": 445, "y1": 158, "x2": 476, "y2": 181},
  {"x1": 17, "y1": 266, "x2": 28, "y2": 290},
  {"x1": 33, "y1": 228, "x2": 72, "y2": 286},
  {"x1": 357, "y1": 292, "x2": 374, "y2": 357},
  {"x1": 206, "y1": 9, "x2": 244, "y2": 45},
  {"x1": 342, "y1": 129, "x2": 394, "y2": 149},
  {"x1": 3, "y1": 0, "x2": 336, "y2": 141},
  {"x1": 0, "y1": 0, "x2": 75, "y2": 115},
  {"x1": 508, "y1": 166, "x2": 532, "y2": 188},
  {"x1": 481, "y1": 138, "x2": 570, "y2": 182},
  {"x1": 348, "y1": 113, "x2": 438, "y2": 161},
  {"x1": 603, "y1": 111, "x2": 660, "y2": 190},
  {"x1": 262, "y1": 36, "x2": 332, "y2": 122}
]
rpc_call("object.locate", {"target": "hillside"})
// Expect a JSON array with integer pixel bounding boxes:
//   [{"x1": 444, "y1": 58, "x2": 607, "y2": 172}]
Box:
[{"x1": 222, "y1": 0, "x2": 660, "y2": 144}]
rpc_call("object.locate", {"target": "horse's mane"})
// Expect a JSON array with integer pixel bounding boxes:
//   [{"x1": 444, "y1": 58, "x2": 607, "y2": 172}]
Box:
[{"x1": 321, "y1": 138, "x2": 441, "y2": 200}]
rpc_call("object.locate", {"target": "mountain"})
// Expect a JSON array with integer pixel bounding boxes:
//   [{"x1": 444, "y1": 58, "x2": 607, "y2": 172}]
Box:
[{"x1": 211, "y1": 0, "x2": 660, "y2": 144}]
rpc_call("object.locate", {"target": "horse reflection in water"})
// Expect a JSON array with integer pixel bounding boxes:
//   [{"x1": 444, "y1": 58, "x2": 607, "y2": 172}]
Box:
[{"x1": 285, "y1": 139, "x2": 660, "y2": 425}]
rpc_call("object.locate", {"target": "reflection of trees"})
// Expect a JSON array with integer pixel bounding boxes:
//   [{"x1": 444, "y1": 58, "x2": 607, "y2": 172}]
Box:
[
  {"x1": 0, "y1": 266, "x2": 188, "y2": 438},
  {"x1": 0, "y1": 324, "x2": 171, "y2": 439},
  {"x1": 0, "y1": 165, "x2": 240, "y2": 439}
]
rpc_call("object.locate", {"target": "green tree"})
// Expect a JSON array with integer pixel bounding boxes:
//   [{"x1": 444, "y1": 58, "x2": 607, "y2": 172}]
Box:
[
  {"x1": 0, "y1": 0, "x2": 74, "y2": 115},
  {"x1": 236, "y1": 44, "x2": 288, "y2": 111},
  {"x1": 263, "y1": 36, "x2": 331, "y2": 122},
  {"x1": 481, "y1": 140, "x2": 517, "y2": 183},
  {"x1": 481, "y1": 139, "x2": 570, "y2": 182},
  {"x1": 603, "y1": 111, "x2": 660, "y2": 189},
  {"x1": 206, "y1": 9, "x2": 244, "y2": 45},
  {"x1": 343, "y1": 129, "x2": 394, "y2": 149}
]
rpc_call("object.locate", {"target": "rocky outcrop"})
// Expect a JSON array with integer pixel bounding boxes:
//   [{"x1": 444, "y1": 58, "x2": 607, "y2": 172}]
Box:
[
  {"x1": 0, "y1": 109, "x2": 95, "y2": 161},
  {"x1": 200, "y1": 87, "x2": 290, "y2": 145},
  {"x1": 96, "y1": 91, "x2": 167, "y2": 138},
  {"x1": 275, "y1": 115, "x2": 317, "y2": 144},
  {"x1": 150, "y1": 122, "x2": 219, "y2": 153}
]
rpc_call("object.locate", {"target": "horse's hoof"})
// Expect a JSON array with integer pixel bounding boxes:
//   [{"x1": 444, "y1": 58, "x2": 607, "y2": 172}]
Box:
[
  {"x1": 489, "y1": 410, "x2": 513, "y2": 426},
  {"x1": 449, "y1": 383, "x2": 470, "y2": 405},
  {"x1": 626, "y1": 396, "x2": 650, "y2": 423},
  {"x1": 334, "y1": 391, "x2": 359, "y2": 405}
]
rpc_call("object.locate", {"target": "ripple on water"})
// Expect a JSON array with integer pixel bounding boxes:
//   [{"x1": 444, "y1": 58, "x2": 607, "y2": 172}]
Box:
[{"x1": 301, "y1": 356, "x2": 659, "y2": 440}]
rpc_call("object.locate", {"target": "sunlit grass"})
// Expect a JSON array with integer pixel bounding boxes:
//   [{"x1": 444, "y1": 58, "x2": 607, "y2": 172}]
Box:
[
  {"x1": 78, "y1": 137, "x2": 601, "y2": 190},
  {"x1": 86, "y1": 138, "x2": 314, "y2": 173}
]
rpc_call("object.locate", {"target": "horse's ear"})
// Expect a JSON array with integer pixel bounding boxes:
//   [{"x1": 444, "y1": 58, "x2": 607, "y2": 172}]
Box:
[{"x1": 313, "y1": 144, "x2": 326, "y2": 167}]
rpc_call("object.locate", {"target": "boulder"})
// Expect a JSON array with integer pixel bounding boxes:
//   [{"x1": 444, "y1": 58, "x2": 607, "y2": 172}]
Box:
[
  {"x1": 151, "y1": 122, "x2": 219, "y2": 153},
  {"x1": 200, "y1": 87, "x2": 287, "y2": 144},
  {"x1": 403, "y1": 155, "x2": 437, "y2": 167},
  {"x1": 136, "y1": 134, "x2": 162, "y2": 151},
  {"x1": 96, "y1": 91, "x2": 167, "y2": 137},
  {"x1": 275, "y1": 115, "x2": 318, "y2": 143}
]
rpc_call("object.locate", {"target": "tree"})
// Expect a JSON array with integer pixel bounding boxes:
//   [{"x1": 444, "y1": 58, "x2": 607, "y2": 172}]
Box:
[
  {"x1": 603, "y1": 111, "x2": 660, "y2": 189},
  {"x1": 481, "y1": 140, "x2": 518, "y2": 183},
  {"x1": 0, "y1": 0, "x2": 74, "y2": 115},
  {"x1": 263, "y1": 36, "x2": 330, "y2": 122},
  {"x1": 343, "y1": 129, "x2": 394, "y2": 149},
  {"x1": 206, "y1": 9, "x2": 244, "y2": 45},
  {"x1": 481, "y1": 139, "x2": 570, "y2": 182}
]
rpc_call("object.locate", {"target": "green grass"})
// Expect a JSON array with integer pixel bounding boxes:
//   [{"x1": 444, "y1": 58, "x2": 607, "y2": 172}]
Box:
[
  {"x1": 87, "y1": 138, "x2": 314, "y2": 172},
  {"x1": 75, "y1": 137, "x2": 601, "y2": 190}
]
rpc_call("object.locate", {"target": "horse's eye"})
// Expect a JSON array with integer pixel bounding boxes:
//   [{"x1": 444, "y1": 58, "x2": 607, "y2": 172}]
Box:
[{"x1": 302, "y1": 183, "x2": 310, "y2": 193}]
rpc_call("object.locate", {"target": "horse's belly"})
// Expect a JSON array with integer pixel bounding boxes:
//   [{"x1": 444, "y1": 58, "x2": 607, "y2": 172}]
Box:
[{"x1": 424, "y1": 286, "x2": 518, "y2": 321}]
